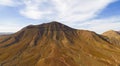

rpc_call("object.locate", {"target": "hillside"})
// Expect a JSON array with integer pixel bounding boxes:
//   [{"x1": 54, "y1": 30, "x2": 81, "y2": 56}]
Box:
[
  {"x1": 102, "y1": 30, "x2": 120, "y2": 47},
  {"x1": 0, "y1": 22, "x2": 120, "y2": 66}
]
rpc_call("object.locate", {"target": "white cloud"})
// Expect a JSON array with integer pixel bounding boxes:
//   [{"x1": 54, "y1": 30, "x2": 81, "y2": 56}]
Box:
[
  {"x1": 0, "y1": 22, "x2": 22, "y2": 32},
  {"x1": 0, "y1": 0, "x2": 13, "y2": 6},
  {"x1": 73, "y1": 16, "x2": 120, "y2": 33},
  {"x1": 0, "y1": 0, "x2": 21, "y2": 6},
  {"x1": 19, "y1": 0, "x2": 116, "y2": 22},
  {"x1": 0, "y1": 0, "x2": 119, "y2": 33},
  {"x1": 0, "y1": 0, "x2": 117, "y2": 22},
  {"x1": 20, "y1": 0, "x2": 54, "y2": 19}
]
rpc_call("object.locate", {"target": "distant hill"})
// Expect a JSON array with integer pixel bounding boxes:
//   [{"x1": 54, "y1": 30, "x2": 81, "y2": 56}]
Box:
[
  {"x1": 0, "y1": 21, "x2": 120, "y2": 66},
  {"x1": 102, "y1": 30, "x2": 120, "y2": 47},
  {"x1": 0, "y1": 32, "x2": 13, "y2": 36}
]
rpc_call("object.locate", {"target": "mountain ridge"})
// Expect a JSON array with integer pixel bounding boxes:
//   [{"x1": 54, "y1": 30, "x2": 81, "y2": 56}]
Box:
[{"x1": 0, "y1": 22, "x2": 120, "y2": 66}]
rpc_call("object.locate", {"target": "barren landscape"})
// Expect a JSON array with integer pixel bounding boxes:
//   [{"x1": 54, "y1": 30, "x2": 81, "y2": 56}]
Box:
[{"x1": 0, "y1": 22, "x2": 120, "y2": 66}]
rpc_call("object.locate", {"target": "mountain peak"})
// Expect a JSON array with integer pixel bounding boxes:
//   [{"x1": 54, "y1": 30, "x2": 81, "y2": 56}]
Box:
[
  {"x1": 102, "y1": 30, "x2": 120, "y2": 35},
  {"x1": 48, "y1": 21, "x2": 61, "y2": 24},
  {"x1": 40, "y1": 21, "x2": 65, "y2": 27},
  {"x1": 25, "y1": 21, "x2": 74, "y2": 31},
  {"x1": 102, "y1": 30, "x2": 120, "y2": 39},
  {"x1": 17, "y1": 21, "x2": 76, "y2": 41}
]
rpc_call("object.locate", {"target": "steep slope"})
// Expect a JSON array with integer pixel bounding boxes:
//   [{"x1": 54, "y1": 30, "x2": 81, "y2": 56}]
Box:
[
  {"x1": 0, "y1": 22, "x2": 120, "y2": 66},
  {"x1": 102, "y1": 30, "x2": 120, "y2": 46}
]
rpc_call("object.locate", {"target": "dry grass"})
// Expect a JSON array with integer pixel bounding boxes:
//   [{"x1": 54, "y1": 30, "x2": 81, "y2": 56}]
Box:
[{"x1": 0, "y1": 22, "x2": 120, "y2": 66}]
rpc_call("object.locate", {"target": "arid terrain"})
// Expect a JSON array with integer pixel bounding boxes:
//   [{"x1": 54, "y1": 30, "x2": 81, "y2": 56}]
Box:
[{"x1": 0, "y1": 22, "x2": 120, "y2": 66}]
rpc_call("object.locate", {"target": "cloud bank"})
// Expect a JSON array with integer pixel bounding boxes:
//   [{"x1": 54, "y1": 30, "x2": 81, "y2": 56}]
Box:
[
  {"x1": 0, "y1": 0, "x2": 119, "y2": 33},
  {"x1": 0, "y1": 0, "x2": 21, "y2": 6},
  {"x1": 20, "y1": 0, "x2": 116, "y2": 22},
  {"x1": 73, "y1": 16, "x2": 120, "y2": 33},
  {"x1": 0, "y1": 0, "x2": 116, "y2": 21}
]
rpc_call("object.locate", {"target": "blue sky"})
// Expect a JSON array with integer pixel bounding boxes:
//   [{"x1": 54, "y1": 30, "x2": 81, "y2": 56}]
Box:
[{"x1": 0, "y1": 0, "x2": 120, "y2": 33}]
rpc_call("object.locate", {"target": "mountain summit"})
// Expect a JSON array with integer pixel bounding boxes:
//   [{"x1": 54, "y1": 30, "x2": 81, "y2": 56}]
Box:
[
  {"x1": 25, "y1": 21, "x2": 74, "y2": 31},
  {"x1": 0, "y1": 22, "x2": 120, "y2": 66}
]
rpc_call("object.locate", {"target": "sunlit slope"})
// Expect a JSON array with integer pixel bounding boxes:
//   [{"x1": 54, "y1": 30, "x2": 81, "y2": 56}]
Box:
[
  {"x1": 103, "y1": 30, "x2": 120, "y2": 46},
  {"x1": 0, "y1": 22, "x2": 120, "y2": 66}
]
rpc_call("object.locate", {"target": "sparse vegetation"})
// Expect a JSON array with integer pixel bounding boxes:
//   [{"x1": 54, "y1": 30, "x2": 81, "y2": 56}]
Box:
[{"x1": 0, "y1": 22, "x2": 120, "y2": 66}]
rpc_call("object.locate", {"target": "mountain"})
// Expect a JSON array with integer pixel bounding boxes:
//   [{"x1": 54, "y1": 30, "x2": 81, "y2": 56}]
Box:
[
  {"x1": 102, "y1": 30, "x2": 120, "y2": 46},
  {"x1": 1, "y1": 21, "x2": 120, "y2": 66}
]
